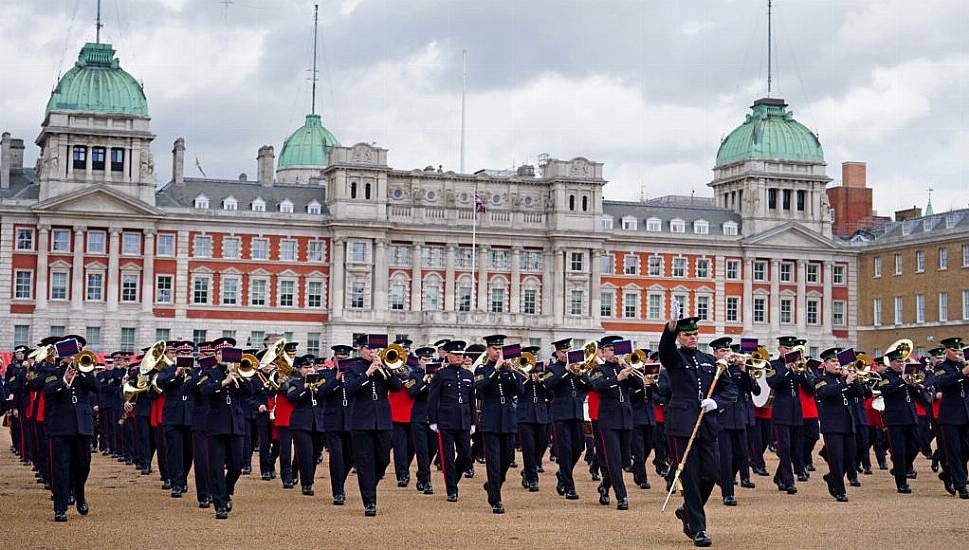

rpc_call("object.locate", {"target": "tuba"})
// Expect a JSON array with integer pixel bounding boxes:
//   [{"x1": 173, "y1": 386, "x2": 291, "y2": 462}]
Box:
[
  {"x1": 261, "y1": 338, "x2": 294, "y2": 377},
  {"x1": 140, "y1": 340, "x2": 173, "y2": 375},
  {"x1": 73, "y1": 350, "x2": 99, "y2": 373},
  {"x1": 883, "y1": 339, "x2": 913, "y2": 367}
]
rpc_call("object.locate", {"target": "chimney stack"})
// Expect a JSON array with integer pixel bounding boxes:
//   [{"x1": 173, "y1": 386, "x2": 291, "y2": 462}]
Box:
[
  {"x1": 172, "y1": 137, "x2": 185, "y2": 184},
  {"x1": 1, "y1": 132, "x2": 10, "y2": 190},
  {"x1": 257, "y1": 145, "x2": 275, "y2": 186},
  {"x1": 841, "y1": 161, "x2": 866, "y2": 188}
]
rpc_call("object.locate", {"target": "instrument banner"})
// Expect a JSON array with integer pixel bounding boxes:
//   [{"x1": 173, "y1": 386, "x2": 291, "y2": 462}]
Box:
[
  {"x1": 222, "y1": 348, "x2": 242, "y2": 363},
  {"x1": 337, "y1": 358, "x2": 354, "y2": 372},
  {"x1": 425, "y1": 362, "x2": 441, "y2": 374},
  {"x1": 55, "y1": 338, "x2": 81, "y2": 358},
  {"x1": 964, "y1": 347, "x2": 969, "y2": 361},
  {"x1": 566, "y1": 350, "x2": 585, "y2": 364},
  {"x1": 642, "y1": 362, "x2": 661, "y2": 375},
  {"x1": 502, "y1": 343, "x2": 521, "y2": 359},
  {"x1": 176, "y1": 356, "x2": 194, "y2": 369},
  {"x1": 904, "y1": 364, "x2": 921, "y2": 375},
  {"x1": 837, "y1": 348, "x2": 857, "y2": 367},
  {"x1": 783, "y1": 350, "x2": 803, "y2": 364},
  {"x1": 368, "y1": 334, "x2": 389, "y2": 348},
  {"x1": 612, "y1": 340, "x2": 633, "y2": 355},
  {"x1": 740, "y1": 338, "x2": 759, "y2": 353},
  {"x1": 198, "y1": 355, "x2": 217, "y2": 369},
  {"x1": 532, "y1": 361, "x2": 545, "y2": 373},
  {"x1": 304, "y1": 372, "x2": 320, "y2": 384}
]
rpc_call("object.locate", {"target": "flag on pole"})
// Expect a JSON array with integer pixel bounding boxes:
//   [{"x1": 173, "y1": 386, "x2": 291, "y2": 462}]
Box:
[{"x1": 474, "y1": 193, "x2": 486, "y2": 213}]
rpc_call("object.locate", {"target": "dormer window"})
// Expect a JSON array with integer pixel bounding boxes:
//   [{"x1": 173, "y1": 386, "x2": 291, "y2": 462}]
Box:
[
  {"x1": 251, "y1": 198, "x2": 266, "y2": 212},
  {"x1": 646, "y1": 218, "x2": 662, "y2": 232},
  {"x1": 601, "y1": 216, "x2": 613, "y2": 230},
  {"x1": 222, "y1": 196, "x2": 237, "y2": 211},
  {"x1": 670, "y1": 218, "x2": 686, "y2": 233},
  {"x1": 194, "y1": 194, "x2": 209, "y2": 209},
  {"x1": 621, "y1": 216, "x2": 637, "y2": 231},
  {"x1": 279, "y1": 199, "x2": 294, "y2": 213},
  {"x1": 723, "y1": 221, "x2": 738, "y2": 236},
  {"x1": 693, "y1": 220, "x2": 709, "y2": 234},
  {"x1": 307, "y1": 201, "x2": 321, "y2": 215}
]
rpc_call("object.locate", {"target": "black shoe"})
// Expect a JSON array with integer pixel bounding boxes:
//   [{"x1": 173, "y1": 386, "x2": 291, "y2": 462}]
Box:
[
  {"x1": 806, "y1": 464, "x2": 816, "y2": 472},
  {"x1": 787, "y1": 485, "x2": 798, "y2": 495},
  {"x1": 171, "y1": 488, "x2": 182, "y2": 498},
  {"x1": 836, "y1": 493, "x2": 849, "y2": 502},
  {"x1": 447, "y1": 493, "x2": 458, "y2": 502},
  {"x1": 215, "y1": 507, "x2": 228, "y2": 520},
  {"x1": 333, "y1": 494, "x2": 345, "y2": 505},
  {"x1": 959, "y1": 489, "x2": 969, "y2": 499},
  {"x1": 537, "y1": 465, "x2": 544, "y2": 473},
  {"x1": 44, "y1": 482, "x2": 52, "y2": 491},
  {"x1": 822, "y1": 474, "x2": 836, "y2": 497},
  {"x1": 796, "y1": 473, "x2": 809, "y2": 482},
  {"x1": 423, "y1": 485, "x2": 434, "y2": 495},
  {"x1": 77, "y1": 500, "x2": 89, "y2": 515},
  {"x1": 492, "y1": 503, "x2": 505, "y2": 514},
  {"x1": 464, "y1": 468, "x2": 474, "y2": 479},
  {"x1": 140, "y1": 469, "x2": 150, "y2": 476},
  {"x1": 897, "y1": 485, "x2": 912, "y2": 494},
  {"x1": 693, "y1": 531, "x2": 712, "y2": 547},
  {"x1": 54, "y1": 511, "x2": 68, "y2": 522},
  {"x1": 848, "y1": 478, "x2": 861, "y2": 487},
  {"x1": 597, "y1": 483, "x2": 610, "y2": 505},
  {"x1": 162, "y1": 479, "x2": 172, "y2": 490},
  {"x1": 639, "y1": 481, "x2": 651, "y2": 490},
  {"x1": 755, "y1": 467, "x2": 770, "y2": 477},
  {"x1": 528, "y1": 481, "x2": 539, "y2": 492},
  {"x1": 862, "y1": 467, "x2": 872, "y2": 475},
  {"x1": 476, "y1": 457, "x2": 486, "y2": 464},
  {"x1": 301, "y1": 485, "x2": 314, "y2": 496},
  {"x1": 67, "y1": 495, "x2": 75, "y2": 506},
  {"x1": 675, "y1": 506, "x2": 693, "y2": 539},
  {"x1": 555, "y1": 472, "x2": 566, "y2": 496},
  {"x1": 364, "y1": 504, "x2": 377, "y2": 517},
  {"x1": 282, "y1": 482, "x2": 294, "y2": 489},
  {"x1": 241, "y1": 467, "x2": 251, "y2": 475},
  {"x1": 906, "y1": 470, "x2": 918, "y2": 479},
  {"x1": 740, "y1": 479, "x2": 756, "y2": 489},
  {"x1": 510, "y1": 460, "x2": 518, "y2": 468},
  {"x1": 226, "y1": 499, "x2": 232, "y2": 512},
  {"x1": 616, "y1": 498, "x2": 628, "y2": 510},
  {"x1": 397, "y1": 477, "x2": 409, "y2": 488},
  {"x1": 722, "y1": 496, "x2": 737, "y2": 506},
  {"x1": 566, "y1": 489, "x2": 579, "y2": 500},
  {"x1": 261, "y1": 473, "x2": 271, "y2": 481},
  {"x1": 877, "y1": 461, "x2": 887, "y2": 470},
  {"x1": 591, "y1": 472, "x2": 601, "y2": 482},
  {"x1": 199, "y1": 498, "x2": 210, "y2": 508}
]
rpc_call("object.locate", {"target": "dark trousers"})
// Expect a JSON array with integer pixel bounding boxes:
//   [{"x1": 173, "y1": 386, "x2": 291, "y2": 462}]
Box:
[
  {"x1": 351, "y1": 429, "x2": 392, "y2": 507},
  {"x1": 277, "y1": 427, "x2": 294, "y2": 484},
  {"x1": 748, "y1": 419, "x2": 767, "y2": 470},
  {"x1": 597, "y1": 427, "x2": 631, "y2": 500},
  {"x1": 207, "y1": 433, "x2": 243, "y2": 509},
  {"x1": 50, "y1": 435, "x2": 91, "y2": 513},
  {"x1": 670, "y1": 430, "x2": 719, "y2": 534},
  {"x1": 33, "y1": 421, "x2": 50, "y2": 483},
  {"x1": 191, "y1": 430, "x2": 209, "y2": 502},
  {"x1": 718, "y1": 428, "x2": 748, "y2": 498},
  {"x1": 242, "y1": 417, "x2": 255, "y2": 470},
  {"x1": 801, "y1": 418, "x2": 820, "y2": 470},
  {"x1": 155, "y1": 424, "x2": 169, "y2": 481},
  {"x1": 518, "y1": 422, "x2": 544, "y2": 485},
  {"x1": 630, "y1": 423, "x2": 654, "y2": 485},
  {"x1": 256, "y1": 413, "x2": 275, "y2": 475},
  {"x1": 937, "y1": 423, "x2": 969, "y2": 491},
  {"x1": 411, "y1": 422, "x2": 433, "y2": 485},
  {"x1": 134, "y1": 416, "x2": 153, "y2": 470},
  {"x1": 916, "y1": 415, "x2": 933, "y2": 457},
  {"x1": 887, "y1": 424, "x2": 919, "y2": 488},
  {"x1": 122, "y1": 417, "x2": 135, "y2": 461},
  {"x1": 97, "y1": 410, "x2": 112, "y2": 452},
  {"x1": 392, "y1": 421, "x2": 414, "y2": 482},
  {"x1": 852, "y1": 424, "x2": 871, "y2": 474},
  {"x1": 483, "y1": 432, "x2": 515, "y2": 505},
  {"x1": 822, "y1": 432, "x2": 855, "y2": 496},
  {"x1": 773, "y1": 424, "x2": 802, "y2": 487},
  {"x1": 10, "y1": 413, "x2": 22, "y2": 456},
  {"x1": 165, "y1": 424, "x2": 193, "y2": 489},
  {"x1": 652, "y1": 421, "x2": 669, "y2": 473},
  {"x1": 326, "y1": 431, "x2": 353, "y2": 498},
  {"x1": 292, "y1": 429, "x2": 323, "y2": 487},
  {"x1": 437, "y1": 428, "x2": 472, "y2": 496},
  {"x1": 590, "y1": 421, "x2": 604, "y2": 477},
  {"x1": 552, "y1": 419, "x2": 584, "y2": 491},
  {"x1": 22, "y1": 415, "x2": 33, "y2": 463}
]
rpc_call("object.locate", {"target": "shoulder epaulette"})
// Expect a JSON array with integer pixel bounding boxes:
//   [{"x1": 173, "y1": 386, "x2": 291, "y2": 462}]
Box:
[
  {"x1": 591, "y1": 371, "x2": 604, "y2": 380},
  {"x1": 815, "y1": 380, "x2": 827, "y2": 389},
  {"x1": 45, "y1": 375, "x2": 57, "y2": 383},
  {"x1": 196, "y1": 375, "x2": 209, "y2": 386},
  {"x1": 405, "y1": 379, "x2": 417, "y2": 388}
]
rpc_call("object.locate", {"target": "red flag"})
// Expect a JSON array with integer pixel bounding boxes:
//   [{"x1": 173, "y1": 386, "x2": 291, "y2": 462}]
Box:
[{"x1": 474, "y1": 193, "x2": 486, "y2": 213}]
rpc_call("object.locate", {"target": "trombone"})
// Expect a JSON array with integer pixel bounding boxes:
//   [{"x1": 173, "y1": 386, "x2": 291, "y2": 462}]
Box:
[
  {"x1": 378, "y1": 343, "x2": 409, "y2": 378},
  {"x1": 507, "y1": 352, "x2": 536, "y2": 378},
  {"x1": 569, "y1": 341, "x2": 603, "y2": 375}
]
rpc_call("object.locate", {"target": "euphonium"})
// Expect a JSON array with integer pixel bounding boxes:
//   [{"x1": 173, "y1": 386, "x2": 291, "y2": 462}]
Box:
[
  {"x1": 883, "y1": 338, "x2": 913, "y2": 367},
  {"x1": 380, "y1": 343, "x2": 408, "y2": 372},
  {"x1": 73, "y1": 350, "x2": 98, "y2": 373},
  {"x1": 140, "y1": 340, "x2": 172, "y2": 375}
]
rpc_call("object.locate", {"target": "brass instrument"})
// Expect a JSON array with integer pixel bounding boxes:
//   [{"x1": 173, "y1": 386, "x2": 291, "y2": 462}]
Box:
[
  {"x1": 570, "y1": 341, "x2": 603, "y2": 374},
  {"x1": 238, "y1": 353, "x2": 260, "y2": 379},
  {"x1": 883, "y1": 338, "x2": 913, "y2": 367},
  {"x1": 150, "y1": 372, "x2": 165, "y2": 395},
  {"x1": 119, "y1": 375, "x2": 149, "y2": 424},
  {"x1": 851, "y1": 353, "x2": 874, "y2": 382},
  {"x1": 732, "y1": 347, "x2": 771, "y2": 378},
  {"x1": 788, "y1": 345, "x2": 809, "y2": 373},
  {"x1": 140, "y1": 340, "x2": 173, "y2": 376},
  {"x1": 379, "y1": 343, "x2": 409, "y2": 373},
  {"x1": 627, "y1": 349, "x2": 647, "y2": 368},
  {"x1": 260, "y1": 338, "x2": 294, "y2": 386},
  {"x1": 28, "y1": 344, "x2": 55, "y2": 364},
  {"x1": 508, "y1": 352, "x2": 536, "y2": 377},
  {"x1": 73, "y1": 349, "x2": 98, "y2": 374}
]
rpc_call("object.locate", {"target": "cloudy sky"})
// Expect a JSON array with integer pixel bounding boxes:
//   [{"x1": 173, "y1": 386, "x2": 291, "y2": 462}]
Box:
[{"x1": 2, "y1": 0, "x2": 968, "y2": 215}]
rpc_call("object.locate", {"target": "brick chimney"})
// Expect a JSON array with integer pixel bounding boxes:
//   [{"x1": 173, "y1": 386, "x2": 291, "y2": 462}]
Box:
[
  {"x1": 1, "y1": 132, "x2": 10, "y2": 190},
  {"x1": 257, "y1": 145, "x2": 275, "y2": 186},
  {"x1": 172, "y1": 137, "x2": 185, "y2": 184},
  {"x1": 842, "y1": 161, "x2": 866, "y2": 188}
]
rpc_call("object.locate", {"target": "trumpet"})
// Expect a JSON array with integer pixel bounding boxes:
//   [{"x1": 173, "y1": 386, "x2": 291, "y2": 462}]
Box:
[
  {"x1": 730, "y1": 347, "x2": 771, "y2": 378},
  {"x1": 904, "y1": 369, "x2": 925, "y2": 385},
  {"x1": 73, "y1": 350, "x2": 98, "y2": 373},
  {"x1": 506, "y1": 352, "x2": 536, "y2": 378}
]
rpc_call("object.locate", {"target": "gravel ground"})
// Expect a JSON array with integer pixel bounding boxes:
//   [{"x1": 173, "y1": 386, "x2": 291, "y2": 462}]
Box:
[{"x1": 1, "y1": 429, "x2": 967, "y2": 549}]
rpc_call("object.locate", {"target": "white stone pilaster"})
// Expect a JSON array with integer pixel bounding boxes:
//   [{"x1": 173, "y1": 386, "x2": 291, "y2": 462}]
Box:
[
  {"x1": 411, "y1": 242, "x2": 423, "y2": 311},
  {"x1": 373, "y1": 239, "x2": 388, "y2": 311},
  {"x1": 444, "y1": 244, "x2": 456, "y2": 312},
  {"x1": 590, "y1": 248, "x2": 602, "y2": 323},
  {"x1": 823, "y1": 260, "x2": 833, "y2": 334},
  {"x1": 330, "y1": 238, "x2": 345, "y2": 317},
  {"x1": 796, "y1": 259, "x2": 807, "y2": 331},
  {"x1": 36, "y1": 225, "x2": 50, "y2": 311},
  {"x1": 142, "y1": 231, "x2": 155, "y2": 313},
  {"x1": 476, "y1": 245, "x2": 489, "y2": 311},
  {"x1": 769, "y1": 259, "x2": 780, "y2": 331},
  {"x1": 510, "y1": 247, "x2": 522, "y2": 314},
  {"x1": 106, "y1": 228, "x2": 121, "y2": 311},
  {"x1": 742, "y1": 258, "x2": 753, "y2": 332},
  {"x1": 70, "y1": 226, "x2": 85, "y2": 311}
]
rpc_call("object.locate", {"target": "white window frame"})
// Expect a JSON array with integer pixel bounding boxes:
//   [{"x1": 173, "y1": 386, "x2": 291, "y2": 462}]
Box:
[
  {"x1": 51, "y1": 229, "x2": 71, "y2": 253},
  {"x1": 569, "y1": 252, "x2": 584, "y2": 272},
  {"x1": 249, "y1": 277, "x2": 269, "y2": 306},
  {"x1": 963, "y1": 244, "x2": 969, "y2": 268},
  {"x1": 192, "y1": 275, "x2": 212, "y2": 305},
  {"x1": 279, "y1": 199, "x2": 294, "y2": 213},
  {"x1": 85, "y1": 270, "x2": 104, "y2": 302},
  {"x1": 222, "y1": 196, "x2": 238, "y2": 211},
  {"x1": 915, "y1": 294, "x2": 925, "y2": 324},
  {"x1": 307, "y1": 240, "x2": 326, "y2": 262},
  {"x1": 832, "y1": 300, "x2": 846, "y2": 327},
  {"x1": 15, "y1": 228, "x2": 34, "y2": 251},
  {"x1": 193, "y1": 235, "x2": 212, "y2": 258},
  {"x1": 348, "y1": 241, "x2": 369, "y2": 264},
  {"x1": 522, "y1": 251, "x2": 542, "y2": 272},
  {"x1": 600, "y1": 290, "x2": 614, "y2": 318},
  {"x1": 251, "y1": 238, "x2": 269, "y2": 261},
  {"x1": 646, "y1": 218, "x2": 662, "y2": 232},
  {"x1": 753, "y1": 261, "x2": 766, "y2": 281},
  {"x1": 50, "y1": 270, "x2": 69, "y2": 301},
  {"x1": 194, "y1": 195, "x2": 209, "y2": 209},
  {"x1": 601, "y1": 216, "x2": 614, "y2": 230},
  {"x1": 624, "y1": 254, "x2": 639, "y2": 275},
  {"x1": 349, "y1": 280, "x2": 368, "y2": 310},
  {"x1": 306, "y1": 279, "x2": 325, "y2": 309},
  {"x1": 873, "y1": 298, "x2": 882, "y2": 327},
  {"x1": 521, "y1": 287, "x2": 538, "y2": 315},
  {"x1": 806, "y1": 263, "x2": 819, "y2": 284},
  {"x1": 723, "y1": 222, "x2": 738, "y2": 236},
  {"x1": 120, "y1": 272, "x2": 140, "y2": 303},
  {"x1": 806, "y1": 299, "x2": 820, "y2": 325},
  {"x1": 696, "y1": 294, "x2": 711, "y2": 320},
  {"x1": 672, "y1": 257, "x2": 687, "y2": 278},
  {"x1": 487, "y1": 249, "x2": 509, "y2": 270},
  {"x1": 647, "y1": 293, "x2": 662, "y2": 320},
  {"x1": 939, "y1": 247, "x2": 948, "y2": 270},
  {"x1": 278, "y1": 278, "x2": 297, "y2": 308},
  {"x1": 569, "y1": 289, "x2": 585, "y2": 316},
  {"x1": 121, "y1": 232, "x2": 140, "y2": 256},
  {"x1": 670, "y1": 218, "x2": 686, "y2": 233},
  {"x1": 873, "y1": 256, "x2": 881, "y2": 278},
  {"x1": 279, "y1": 240, "x2": 298, "y2": 262},
  {"x1": 726, "y1": 260, "x2": 740, "y2": 280},
  {"x1": 222, "y1": 236, "x2": 241, "y2": 259},
  {"x1": 893, "y1": 296, "x2": 903, "y2": 325},
  {"x1": 833, "y1": 264, "x2": 845, "y2": 285},
  {"x1": 307, "y1": 201, "x2": 322, "y2": 215},
  {"x1": 156, "y1": 233, "x2": 175, "y2": 257},
  {"x1": 86, "y1": 230, "x2": 106, "y2": 254},
  {"x1": 963, "y1": 290, "x2": 969, "y2": 320},
  {"x1": 155, "y1": 274, "x2": 173, "y2": 304},
  {"x1": 624, "y1": 291, "x2": 640, "y2": 319},
  {"x1": 726, "y1": 296, "x2": 739, "y2": 322},
  {"x1": 894, "y1": 254, "x2": 902, "y2": 275},
  {"x1": 251, "y1": 198, "x2": 266, "y2": 212},
  {"x1": 696, "y1": 258, "x2": 710, "y2": 279},
  {"x1": 916, "y1": 250, "x2": 925, "y2": 273},
  {"x1": 939, "y1": 292, "x2": 948, "y2": 322},
  {"x1": 422, "y1": 274, "x2": 443, "y2": 311},
  {"x1": 693, "y1": 220, "x2": 709, "y2": 234},
  {"x1": 221, "y1": 276, "x2": 240, "y2": 306},
  {"x1": 753, "y1": 297, "x2": 767, "y2": 324},
  {"x1": 648, "y1": 256, "x2": 663, "y2": 277},
  {"x1": 779, "y1": 262, "x2": 793, "y2": 283},
  {"x1": 622, "y1": 217, "x2": 638, "y2": 231},
  {"x1": 780, "y1": 297, "x2": 793, "y2": 324}
]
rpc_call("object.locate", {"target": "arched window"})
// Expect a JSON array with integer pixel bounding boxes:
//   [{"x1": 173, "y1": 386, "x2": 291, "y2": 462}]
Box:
[
  {"x1": 581, "y1": 196, "x2": 588, "y2": 212},
  {"x1": 350, "y1": 181, "x2": 357, "y2": 199},
  {"x1": 423, "y1": 273, "x2": 443, "y2": 311},
  {"x1": 569, "y1": 195, "x2": 576, "y2": 211},
  {"x1": 365, "y1": 183, "x2": 372, "y2": 200}
]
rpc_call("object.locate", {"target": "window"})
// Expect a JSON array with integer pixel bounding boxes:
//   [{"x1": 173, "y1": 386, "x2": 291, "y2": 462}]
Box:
[
  {"x1": 670, "y1": 219, "x2": 686, "y2": 233},
  {"x1": 833, "y1": 265, "x2": 845, "y2": 285},
  {"x1": 916, "y1": 250, "x2": 925, "y2": 272},
  {"x1": 832, "y1": 301, "x2": 845, "y2": 327},
  {"x1": 50, "y1": 271, "x2": 68, "y2": 300},
  {"x1": 307, "y1": 333, "x2": 321, "y2": 355},
  {"x1": 155, "y1": 275, "x2": 172, "y2": 303},
  {"x1": 194, "y1": 195, "x2": 209, "y2": 209},
  {"x1": 964, "y1": 290, "x2": 969, "y2": 320},
  {"x1": 723, "y1": 222, "x2": 738, "y2": 236},
  {"x1": 423, "y1": 283, "x2": 441, "y2": 311},
  {"x1": 782, "y1": 189, "x2": 791, "y2": 210},
  {"x1": 91, "y1": 146, "x2": 105, "y2": 170},
  {"x1": 279, "y1": 280, "x2": 295, "y2": 307},
  {"x1": 674, "y1": 294, "x2": 688, "y2": 317},
  {"x1": 49, "y1": 325, "x2": 65, "y2": 337},
  {"x1": 390, "y1": 245, "x2": 412, "y2": 267},
  {"x1": 939, "y1": 247, "x2": 949, "y2": 270},
  {"x1": 250, "y1": 278, "x2": 267, "y2": 306},
  {"x1": 522, "y1": 251, "x2": 542, "y2": 271},
  {"x1": 726, "y1": 260, "x2": 739, "y2": 280},
  {"x1": 193, "y1": 235, "x2": 212, "y2": 257},
  {"x1": 647, "y1": 294, "x2": 661, "y2": 320},
  {"x1": 894, "y1": 254, "x2": 902, "y2": 275},
  {"x1": 221, "y1": 237, "x2": 240, "y2": 259},
  {"x1": 489, "y1": 287, "x2": 505, "y2": 313},
  {"x1": 191, "y1": 330, "x2": 206, "y2": 345},
  {"x1": 963, "y1": 245, "x2": 969, "y2": 268},
  {"x1": 307, "y1": 281, "x2": 323, "y2": 308},
  {"x1": 121, "y1": 273, "x2": 139, "y2": 302},
  {"x1": 753, "y1": 261, "x2": 766, "y2": 281},
  {"x1": 86, "y1": 272, "x2": 103, "y2": 301},
  {"x1": 251, "y1": 198, "x2": 266, "y2": 212},
  {"x1": 193, "y1": 277, "x2": 210, "y2": 304},
  {"x1": 780, "y1": 263, "x2": 793, "y2": 282},
  {"x1": 873, "y1": 298, "x2": 882, "y2": 327},
  {"x1": 726, "y1": 297, "x2": 739, "y2": 322},
  {"x1": 600, "y1": 291, "x2": 614, "y2": 318},
  {"x1": 14, "y1": 270, "x2": 32, "y2": 299},
  {"x1": 624, "y1": 255, "x2": 639, "y2": 275},
  {"x1": 522, "y1": 288, "x2": 537, "y2": 315},
  {"x1": 894, "y1": 296, "x2": 903, "y2": 325},
  {"x1": 308, "y1": 241, "x2": 325, "y2": 262},
  {"x1": 364, "y1": 183, "x2": 372, "y2": 200},
  {"x1": 221, "y1": 277, "x2": 239, "y2": 305},
  {"x1": 122, "y1": 232, "x2": 140, "y2": 255},
  {"x1": 15, "y1": 228, "x2": 33, "y2": 251},
  {"x1": 570, "y1": 252, "x2": 584, "y2": 272},
  {"x1": 696, "y1": 295, "x2": 710, "y2": 320},
  {"x1": 350, "y1": 182, "x2": 357, "y2": 199},
  {"x1": 389, "y1": 282, "x2": 407, "y2": 310},
  {"x1": 915, "y1": 294, "x2": 925, "y2": 323},
  {"x1": 796, "y1": 190, "x2": 805, "y2": 211},
  {"x1": 648, "y1": 256, "x2": 662, "y2": 277},
  {"x1": 458, "y1": 285, "x2": 472, "y2": 312},
  {"x1": 753, "y1": 297, "x2": 766, "y2": 323},
  {"x1": 622, "y1": 217, "x2": 638, "y2": 231},
  {"x1": 349, "y1": 242, "x2": 368, "y2": 263},
  {"x1": 85, "y1": 327, "x2": 101, "y2": 351},
  {"x1": 307, "y1": 202, "x2": 321, "y2": 215},
  {"x1": 222, "y1": 197, "x2": 238, "y2": 211},
  {"x1": 251, "y1": 238, "x2": 269, "y2": 260},
  {"x1": 806, "y1": 301, "x2": 819, "y2": 325},
  {"x1": 646, "y1": 218, "x2": 662, "y2": 232},
  {"x1": 672, "y1": 257, "x2": 687, "y2": 277},
  {"x1": 873, "y1": 256, "x2": 881, "y2": 277},
  {"x1": 939, "y1": 292, "x2": 949, "y2": 321},
  {"x1": 806, "y1": 264, "x2": 819, "y2": 283},
  {"x1": 350, "y1": 281, "x2": 366, "y2": 309},
  {"x1": 601, "y1": 216, "x2": 614, "y2": 230},
  {"x1": 569, "y1": 290, "x2": 584, "y2": 316},
  {"x1": 250, "y1": 331, "x2": 265, "y2": 347},
  {"x1": 624, "y1": 292, "x2": 639, "y2": 319},
  {"x1": 455, "y1": 248, "x2": 474, "y2": 269},
  {"x1": 569, "y1": 195, "x2": 575, "y2": 211},
  {"x1": 110, "y1": 148, "x2": 124, "y2": 171},
  {"x1": 780, "y1": 298, "x2": 793, "y2": 324},
  {"x1": 156, "y1": 234, "x2": 174, "y2": 257},
  {"x1": 280, "y1": 240, "x2": 297, "y2": 262},
  {"x1": 85, "y1": 230, "x2": 105, "y2": 254},
  {"x1": 51, "y1": 229, "x2": 71, "y2": 252},
  {"x1": 120, "y1": 328, "x2": 136, "y2": 352},
  {"x1": 768, "y1": 188, "x2": 777, "y2": 209},
  {"x1": 488, "y1": 249, "x2": 509, "y2": 270},
  {"x1": 72, "y1": 145, "x2": 87, "y2": 169},
  {"x1": 420, "y1": 246, "x2": 444, "y2": 268},
  {"x1": 694, "y1": 220, "x2": 709, "y2": 234},
  {"x1": 279, "y1": 200, "x2": 294, "y2": 213},
  {"x1": 601, "y1": 254, "x2": 615, "y2": 274},
  {"x1": 14, "y1": 325, "x2": 30, "y2": 348},
  {"x1": 696, "y1": 258, "x2": 710, "y2": 278}
]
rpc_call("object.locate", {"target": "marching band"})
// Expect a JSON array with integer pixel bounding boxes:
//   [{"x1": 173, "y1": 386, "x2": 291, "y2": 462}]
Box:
[{"x1": 3, "y1": 324, "x2": 969, "y2": 547}]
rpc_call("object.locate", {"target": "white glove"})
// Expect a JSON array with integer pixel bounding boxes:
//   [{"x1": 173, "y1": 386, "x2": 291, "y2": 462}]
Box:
[
  {"x1": 700, "y1": 398, "x2": 718, "y2": 413},
  {"x1": 430, "y1": 423, "x2": 438, "y2": 432},
  {"x1": 470, "y1": 425, "x2": 476, "y2": 435}
]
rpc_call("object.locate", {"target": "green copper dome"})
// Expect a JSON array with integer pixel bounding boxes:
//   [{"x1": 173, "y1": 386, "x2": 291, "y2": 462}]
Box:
[
  {"x1": 715, "y1": 98, "x2": 823, "y2": 167},
  {"x1": 46, "y1": 43, "x2": 148, "y2": 116},
  {"x1": 278, "y1": 114, "x2": 340, "y2": 168}
]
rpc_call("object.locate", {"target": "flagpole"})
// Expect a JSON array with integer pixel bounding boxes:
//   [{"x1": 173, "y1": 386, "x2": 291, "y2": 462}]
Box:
[{"x1": 471, "y1": 181, "x2": 478, "y2": 312}]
